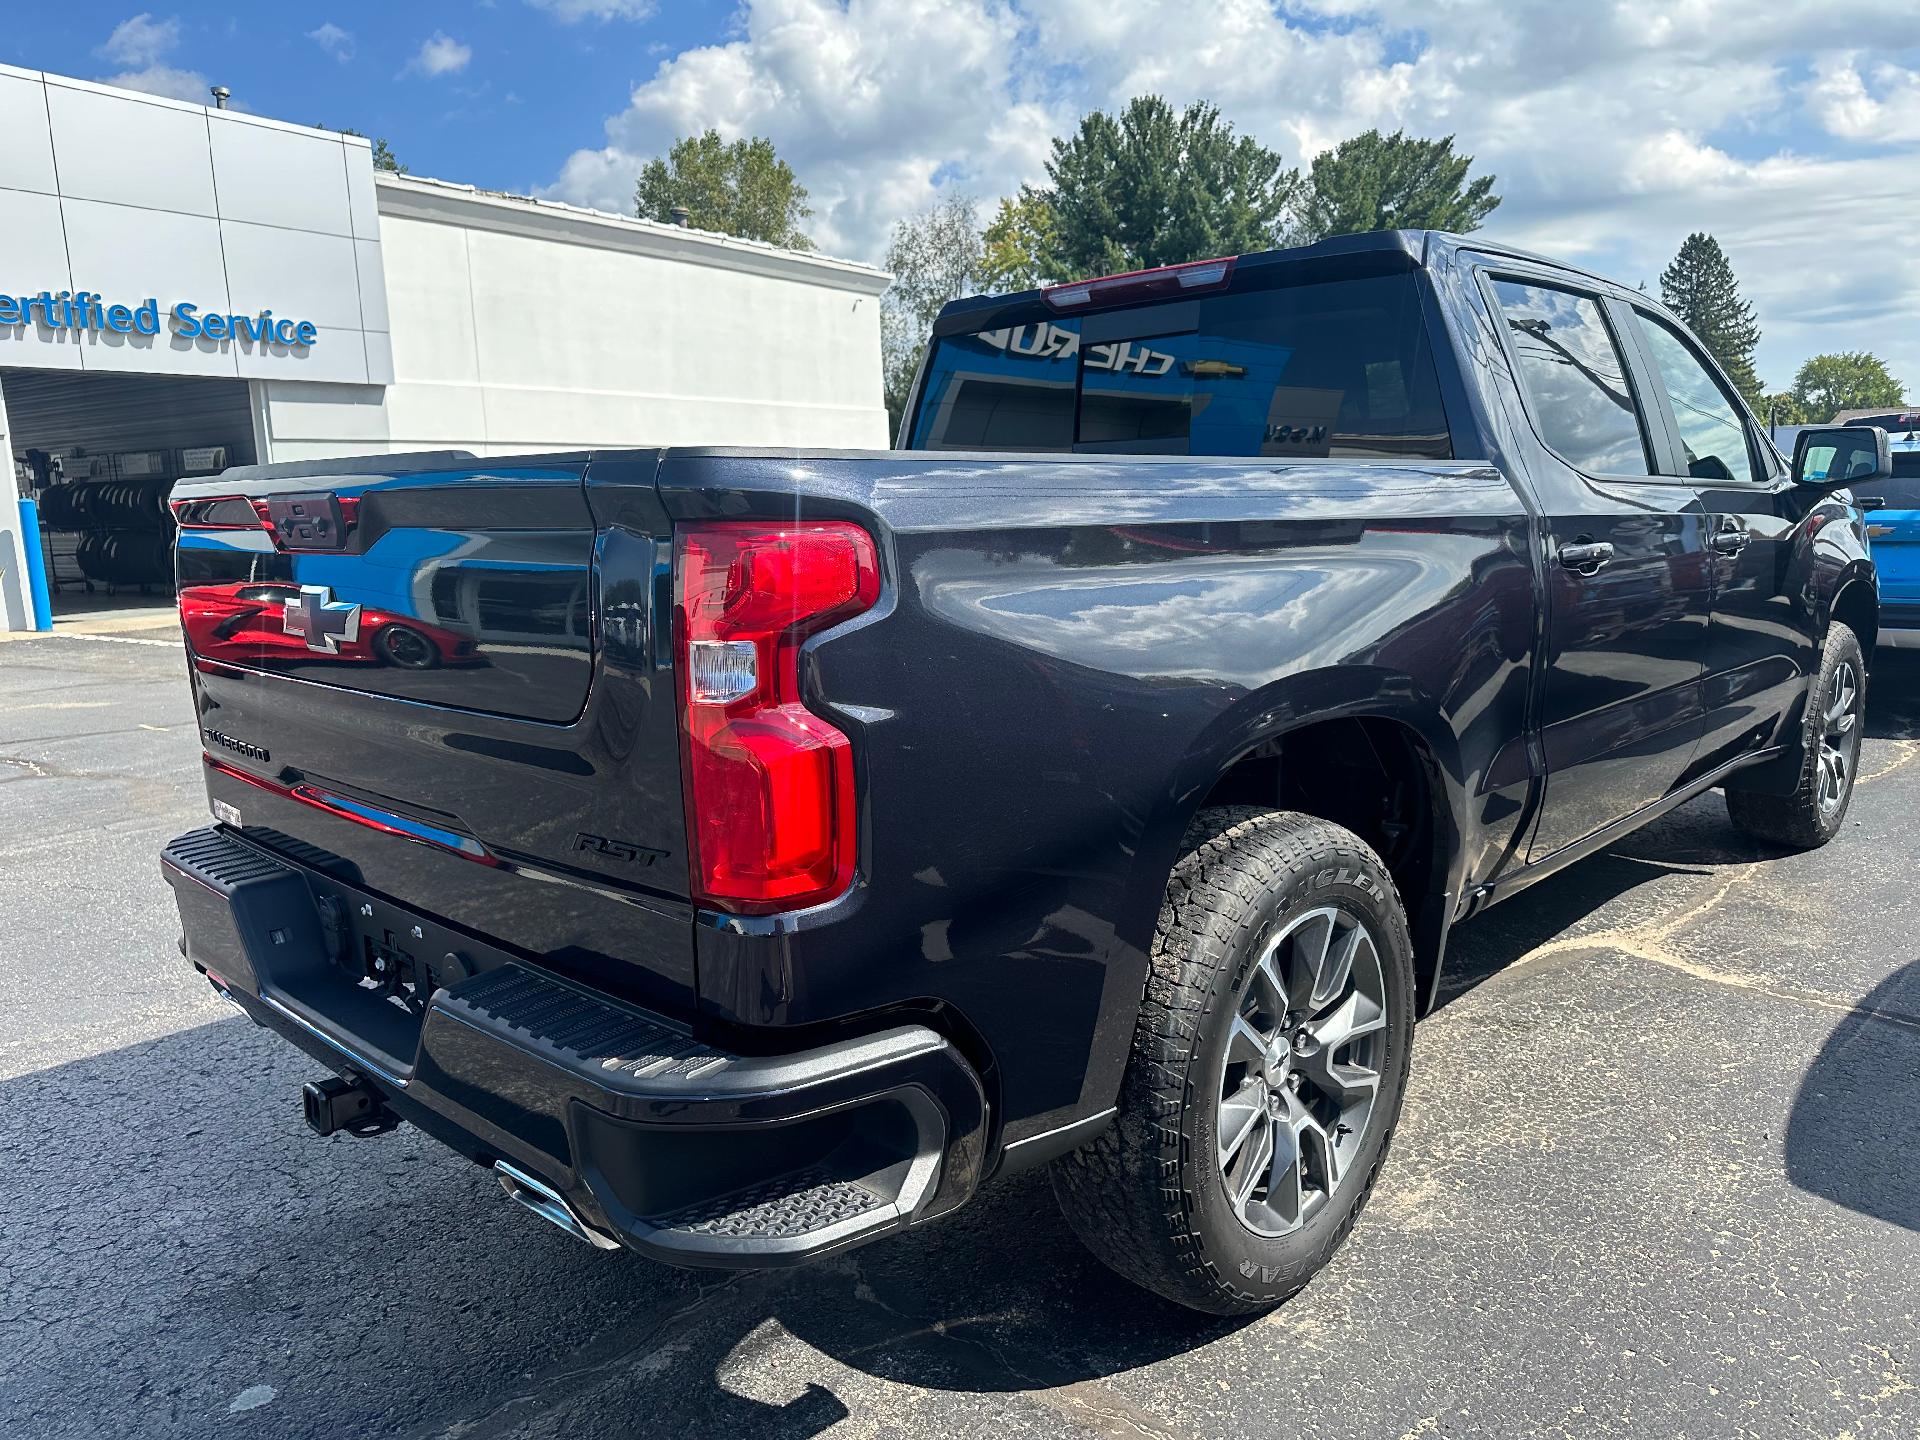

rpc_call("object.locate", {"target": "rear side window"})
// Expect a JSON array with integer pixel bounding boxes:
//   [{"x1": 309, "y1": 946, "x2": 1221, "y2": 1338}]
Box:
[
  {"x1": 1491, "y1": 279, "x2": 1650, "y2": 476},
  {"x1": 1636, "y1": 314, "x2": 1759, "y2": 484},
  {"x1": 911, "y1": 273, "x2": 1451, "y2": 459}
]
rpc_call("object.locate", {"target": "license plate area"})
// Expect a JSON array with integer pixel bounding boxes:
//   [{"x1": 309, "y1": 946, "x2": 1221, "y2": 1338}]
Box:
[
  {"x1": 328, "y1": 890, "x2": 477, "y2": 1023},
  {"x1": 258, "y1": 875, "x2": 505, "y2": 1080},
  {"x1": 263, "y1": 492, "x2": 350, "y2": 550}
]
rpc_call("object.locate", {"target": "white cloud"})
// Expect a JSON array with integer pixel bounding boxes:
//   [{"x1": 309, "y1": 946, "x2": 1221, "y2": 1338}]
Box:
[
  {"x1": 99, "y1": 12, "x2": 180, "y2": 68},
  {"x1": 1807, "y1": 53, "x2": 1920, "y2": 144},
  {"x1": 407, "y1": 31, "x2": 473, "y2": 78},
  {"x1": 544, "y1": 0, "x2": 1047, "y2": 255},
  {"x1": 525, "y1": 0, "x2": 656, "y2": 20},
  {"x1": 542, "y1": 0, "x2": 1920, "y2": 390},
  {"x1": 307, "y1": 22, "x2": 353, "y2": 63},
  {"x1": 99, "y1": 63, "x2": 208, "y2": 103},
  {"x1": 95, "y1": 12, "x2": 207, "y2": 104}
]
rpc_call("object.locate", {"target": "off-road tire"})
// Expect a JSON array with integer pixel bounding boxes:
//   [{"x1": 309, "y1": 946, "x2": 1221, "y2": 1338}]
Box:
[
  {"x1": 1050, "y1": 807, "x2": 1416, "y2": 1315},
  {"x1": 1726, "y1": 623, "x2": 1866, "y2": 849}
]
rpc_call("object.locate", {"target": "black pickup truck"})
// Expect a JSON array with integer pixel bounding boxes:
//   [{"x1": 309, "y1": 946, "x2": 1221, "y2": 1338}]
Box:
[{"x1": 162, "y1": 231, "x2": 1884, "y2": 1314}]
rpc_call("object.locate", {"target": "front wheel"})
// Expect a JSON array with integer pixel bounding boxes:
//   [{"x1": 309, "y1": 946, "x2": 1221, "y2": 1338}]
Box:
[
  {"x1": 1050, "y1": 808, "x2": 1415, "y2": 1314},
  {"x1": 1726, "y1": 623, "x2": 1866, "y2": 848}
]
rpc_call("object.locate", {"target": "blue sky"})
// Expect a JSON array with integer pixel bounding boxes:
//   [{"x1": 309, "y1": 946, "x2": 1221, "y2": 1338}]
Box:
[
  {"x1": 0, "y1": 3, "x2": 718, "y2": 197},
  {"x1": 7, "y1": 2, "x2": 1920, "y2": 393}
]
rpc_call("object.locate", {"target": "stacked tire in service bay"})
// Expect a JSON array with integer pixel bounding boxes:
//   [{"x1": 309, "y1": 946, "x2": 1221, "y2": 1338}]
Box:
[{"x1": 37, "y1": 477, "x2": 176, "y2": 590}]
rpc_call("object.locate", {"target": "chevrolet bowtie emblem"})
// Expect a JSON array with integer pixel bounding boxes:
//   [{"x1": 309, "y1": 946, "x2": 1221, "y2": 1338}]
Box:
[{"x1": 283, "y1": 584, "x2": 361, "y2": 654}]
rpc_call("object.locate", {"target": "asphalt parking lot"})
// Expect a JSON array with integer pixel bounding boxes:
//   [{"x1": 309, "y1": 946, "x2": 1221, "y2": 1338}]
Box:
[{"x1": 2, "y1": 625, "x2": 1916, "y2": 1440}]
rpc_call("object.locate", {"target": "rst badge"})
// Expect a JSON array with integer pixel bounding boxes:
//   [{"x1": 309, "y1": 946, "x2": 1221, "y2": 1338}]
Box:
[
  {"x1": 283, "y1": 585, "x2": 361, "y2": 654},
  {"x1": 573, "y1": 832, "x2": 667, "y2": 867}
]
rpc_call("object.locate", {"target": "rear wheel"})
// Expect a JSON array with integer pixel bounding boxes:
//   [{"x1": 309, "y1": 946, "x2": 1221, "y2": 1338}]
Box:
[
  {"x1": 1726, "y1": 623, "x2": 1865, "y2": 848},
  {"x1": 1050, "y1": 807, "x2": 1415, "y2": 1314}
]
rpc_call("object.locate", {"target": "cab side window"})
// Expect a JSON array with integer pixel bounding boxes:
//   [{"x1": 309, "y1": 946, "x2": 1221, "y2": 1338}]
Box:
[
  {"x1": 1636, "y1": 315, "x2": 1760, "y2": 485},
  {"x1": 1491, "y1": 279, "x2": 1651, "y2": 476},
  {"x1": 1881, "y1": 450, "x2": 1920, "y2": 508}
]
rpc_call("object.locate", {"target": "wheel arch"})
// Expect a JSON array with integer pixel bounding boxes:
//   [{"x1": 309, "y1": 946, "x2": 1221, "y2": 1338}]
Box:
[
  {"x1": 1136, "y1": 667, "x2": 1471, "y2": 1017},
  {"x1": 1830, "y1": 569, "x2": 1878, "y2": 653}
]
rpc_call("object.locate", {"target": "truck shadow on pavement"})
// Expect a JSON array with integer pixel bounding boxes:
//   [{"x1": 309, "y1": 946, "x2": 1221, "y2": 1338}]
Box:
[
  {"x1": 2, "y1": 1014, "x2": 1242, "y2": 1440},
  {"x1": 1785, "y1": 960, "x2": 1920, "y2": 1235}
]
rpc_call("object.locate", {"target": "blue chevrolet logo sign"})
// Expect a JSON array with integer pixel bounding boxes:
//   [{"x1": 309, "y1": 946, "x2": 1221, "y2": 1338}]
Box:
[{"x1": 283, "y1": 585, "x2": 361, "y2": 654}]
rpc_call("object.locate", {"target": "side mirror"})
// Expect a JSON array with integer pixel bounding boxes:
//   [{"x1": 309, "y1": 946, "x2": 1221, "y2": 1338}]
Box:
[{"x1": 1793, "y1": 425, "x2": 1892, "y2": 489}]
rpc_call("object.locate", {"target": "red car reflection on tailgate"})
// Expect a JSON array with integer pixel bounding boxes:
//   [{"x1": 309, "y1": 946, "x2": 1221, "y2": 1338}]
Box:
[{"x1": 179, "y1": 582, "x2": 480, "y2": 669}]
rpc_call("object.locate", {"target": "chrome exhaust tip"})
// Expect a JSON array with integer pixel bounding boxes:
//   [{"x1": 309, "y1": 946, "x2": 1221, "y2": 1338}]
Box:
[{"x1": 494, "y1": 1159, "x2": 621, "y2": 1250}]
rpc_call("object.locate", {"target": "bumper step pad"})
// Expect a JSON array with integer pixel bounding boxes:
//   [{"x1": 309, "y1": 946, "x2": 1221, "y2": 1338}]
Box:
[
  {"x1": 653, "y1": 1170, "x2": 887, "y2": 1242},
  {"x1": 448, "y1": 964, "x2": 732, "y2": 1084}
]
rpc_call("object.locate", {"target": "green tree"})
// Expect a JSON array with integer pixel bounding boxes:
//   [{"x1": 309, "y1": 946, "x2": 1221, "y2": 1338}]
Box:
[
  {"x1": 1293, "y1": 129, "x2": 1499, "y2": 242},
  {"x1": 980, "y1": 190, "x2": 1061, "y2": 291},
  {"x1": 1790, "y1": 352, "x2": 1906, "y2": 421},
  {"x1": 1037, "y1": 96, "x2": 1297, "y2": 279},
  {"x1": 333, "y1": 128, "x2": 406, "y2": 173},
  {"x1": 1758, "y1": 392, "x2": 1809, "y2": 428},
  {"x1": 1659, "y1": 233, "x2": 1763, "y2": 408},
  {"x1": 634, "y1": 130, "x2": 813, "y2": 249},
  {"x1": 880, "y1": 195, "x2": 986, "y2": 436}
]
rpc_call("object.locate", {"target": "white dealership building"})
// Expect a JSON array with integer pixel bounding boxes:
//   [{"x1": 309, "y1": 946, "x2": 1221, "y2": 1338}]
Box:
[{"x1": 0, "y1": 63, "x2": 891, "y2": 631}]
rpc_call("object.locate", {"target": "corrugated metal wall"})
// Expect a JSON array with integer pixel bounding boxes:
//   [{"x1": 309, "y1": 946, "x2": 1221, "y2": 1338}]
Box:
[{"x1": 2, "y1": 368, "x2": 257, "y2": 480}]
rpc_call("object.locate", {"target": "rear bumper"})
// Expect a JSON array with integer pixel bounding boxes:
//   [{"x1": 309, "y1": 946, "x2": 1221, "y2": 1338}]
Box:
[{"x1": 161, "y1": 826, "x2": 989, "y2": 1268}]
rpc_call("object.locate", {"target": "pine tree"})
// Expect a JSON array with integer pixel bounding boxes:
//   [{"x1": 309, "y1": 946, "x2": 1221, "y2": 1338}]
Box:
[
  {"x1": 1659, "y1": 233, "x2": 1763, "y2": 408},
  {"x1": 1039, "y1": 97, "x2": 1297, "y2": 279},
  {"x1": 1293, "y1": 130, "x2": 1499, "y2": 243}
]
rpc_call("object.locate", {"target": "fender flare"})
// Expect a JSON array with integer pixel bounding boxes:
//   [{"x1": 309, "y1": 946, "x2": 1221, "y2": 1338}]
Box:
[
  {"x1": 1823, "y1": 562, "x2": 1879, "y2": 650},
  {"x1": 1119, "y1": 664, "x2": 1474, "y2": 1014}
]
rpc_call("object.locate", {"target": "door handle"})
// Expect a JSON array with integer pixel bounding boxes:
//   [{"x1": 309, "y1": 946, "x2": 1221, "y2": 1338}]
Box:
[
  {"x1": 1557, "y1": 541, "x2": 1614, "y2": 571},
  {"x1": 1709, "y1": 531, "x2": 1748, "y2": 555}
]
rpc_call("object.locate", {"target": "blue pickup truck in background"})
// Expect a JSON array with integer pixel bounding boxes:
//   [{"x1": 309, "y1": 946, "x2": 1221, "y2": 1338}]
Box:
[{"x1": 1849, "y1": 413, "x2": 1920, "y2": 647}]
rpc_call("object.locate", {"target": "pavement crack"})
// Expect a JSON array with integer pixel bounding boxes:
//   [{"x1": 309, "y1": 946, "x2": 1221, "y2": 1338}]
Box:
[
  {"x1": 1857, "y1": 737, "x2": 1920, "y2": 784},
  {"x1": 1489, "y1": 857, "x2": 1920, "y2": 1035},
  {"x1": 1605, "y1": 952, "x2": 1920, "y2": 1035},
  {"x1": 1504, "y1": 860, "x2": 1763, "y2": 980}
]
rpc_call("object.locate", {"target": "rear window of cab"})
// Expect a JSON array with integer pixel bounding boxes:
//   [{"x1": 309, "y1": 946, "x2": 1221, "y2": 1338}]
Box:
[{"x1": 910, "y1": 272, "x2": 1451, "y2": 460}]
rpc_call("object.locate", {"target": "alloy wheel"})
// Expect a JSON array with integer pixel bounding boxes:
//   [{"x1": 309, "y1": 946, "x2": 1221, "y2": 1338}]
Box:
[
  {"x1": 1216, "y1": 906, "x2": 1387, "y2": 1238},
  {"x1": 1817, "y1": 657, "x2": 1861, "y2": 817}
]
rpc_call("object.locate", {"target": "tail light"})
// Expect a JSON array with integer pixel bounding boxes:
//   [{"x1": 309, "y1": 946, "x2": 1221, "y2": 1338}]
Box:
[
  {"x1": 674, "y1": 521, "x2": 880, "y2": 914},
  {"x1": 170, "y1": 495, "x2": 263, "y2": 530}
]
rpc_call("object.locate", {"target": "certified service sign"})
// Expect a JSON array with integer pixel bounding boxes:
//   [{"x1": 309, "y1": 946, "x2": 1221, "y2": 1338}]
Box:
[{"x1": 0, "y1": 289, "x2": 318, "y2": 347}]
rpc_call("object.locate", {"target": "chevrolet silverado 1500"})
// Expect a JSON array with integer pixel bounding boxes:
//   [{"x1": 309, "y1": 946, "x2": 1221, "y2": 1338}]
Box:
[{"x1": 162, "y1": 231, "x2": 1884, "y2": 1313}]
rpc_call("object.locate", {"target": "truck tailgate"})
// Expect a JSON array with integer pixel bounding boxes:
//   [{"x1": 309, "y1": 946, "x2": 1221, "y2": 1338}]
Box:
[{"x1": 172, "y1": 453, "x2": 695, "y2": 1013}]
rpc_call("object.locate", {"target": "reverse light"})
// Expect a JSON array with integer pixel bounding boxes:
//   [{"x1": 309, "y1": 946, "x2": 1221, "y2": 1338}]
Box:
[
  {"x1": 1042, "y1": 255, "x2": 1237, "y2": 310},
  {"x1": 674, "y1": 521, "x2": 880, "y2": 914}
]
